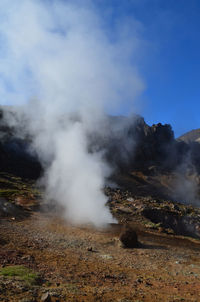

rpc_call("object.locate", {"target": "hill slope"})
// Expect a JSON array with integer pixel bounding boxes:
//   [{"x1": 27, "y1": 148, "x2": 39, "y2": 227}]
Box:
[{"x1": 178, "y1": 128, "x2": 200, "y2": 143}]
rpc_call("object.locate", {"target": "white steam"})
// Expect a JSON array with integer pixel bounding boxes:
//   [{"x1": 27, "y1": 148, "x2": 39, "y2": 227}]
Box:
[
  {"x1": 173, "y1": 163, "x2": 200, "y2": 206},
  {"x1": 0, "y1": 0, "x2": 144, "y2": 226}
]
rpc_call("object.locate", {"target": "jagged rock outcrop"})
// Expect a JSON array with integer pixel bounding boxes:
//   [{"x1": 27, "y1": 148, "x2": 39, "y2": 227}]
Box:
[
  {"x1": 0, "y1": 108, "x2": 41, "y2": 179},
  {"x1": 100, "y1": 116, "x2": 200, "y2": 175},
  {"x1": 133, "y1": 121, "x2": 185, "y2": 173},
  {"x1": 0, "y1": 105, "x2": 199, "y2": 179}
]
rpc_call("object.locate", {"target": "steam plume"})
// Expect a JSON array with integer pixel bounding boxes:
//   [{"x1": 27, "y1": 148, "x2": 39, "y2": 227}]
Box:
[{"x1": 0, "y1": 0, "x2": 144, "y2": 226}]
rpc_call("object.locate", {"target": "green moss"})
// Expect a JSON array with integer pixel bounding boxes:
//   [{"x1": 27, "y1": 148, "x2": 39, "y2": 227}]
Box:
[
  {"x1": 0, "y1": 188, "x2": 18, "y2": 195},
  {"x1": 0, "y1": 265, "x2": 39, "y2": 285},
  {"x1": 144, "y1": 221, "x2": 161, "y2": 229},
  {"x1": 0, "y1": 172, "x2": 43, "y2": 201}
]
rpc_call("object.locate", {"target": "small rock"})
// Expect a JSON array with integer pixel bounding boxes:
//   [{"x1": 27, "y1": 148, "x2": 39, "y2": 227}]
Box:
[
  {"x1": 119, "y1": 224, "x2": 139, "y2": 248},
  {"x1": 136, "y1": 278, "x2": 143, "y2": 283},
  {"x1": 21, "y1": 255, "x2": 34, "y2": 261},
  {"x1": 145, "y1": 281, "x2": 152, "y2": 286},
  {"x1": 173, "y1": 204, "x2": 180, "y2": 211},
  {"x1": 99, "y1": 254, "x2": 113, "y2": 260},
  {"x1": 127, "y1": 197, "x2": 134, "y2": 202},
  {"x1": 41, "y1": 292, "x2": 51, "y2": 302}
]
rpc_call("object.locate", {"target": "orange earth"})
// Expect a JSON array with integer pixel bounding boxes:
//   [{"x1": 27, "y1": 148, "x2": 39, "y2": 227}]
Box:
[{"x1": 0, "y1": 210, "x2": 200, "y2": 302}]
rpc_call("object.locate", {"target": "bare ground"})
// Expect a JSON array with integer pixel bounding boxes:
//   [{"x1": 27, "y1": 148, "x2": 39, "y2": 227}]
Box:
[
  {"x1": 0, "y1": 211, "x2": 200, "y2": 302},
  {"x1": 0, "y1": 172, "x2": 200, "y2": 301}
]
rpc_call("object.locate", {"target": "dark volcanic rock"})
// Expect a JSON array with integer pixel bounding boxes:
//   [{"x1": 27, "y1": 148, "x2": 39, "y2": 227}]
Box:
[
  {"x1": 0, "y1": 106, "x2": 200, "y2": 183},
  {"x1": 90, "y1": 115, "x2": 199, "y2": 175},
  {"x1": 0, "y1": 108, "x2": 41, "y2": 179},
  {"x1": 119, "y1": 224, "x2": 138, "y2": 248},
  {"x1": 0, "y1": 197, "x2": 30, "y2": 219},
  {"x1": 142, "y1": 207, "x2": 200, "y2": 239},
  {"x1": 101, "y1": 116, "x2": 200, "y2": 176}
]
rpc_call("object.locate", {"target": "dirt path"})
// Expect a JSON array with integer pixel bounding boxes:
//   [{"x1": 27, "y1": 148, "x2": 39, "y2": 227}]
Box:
[{"x1": 0, "y1": 212, "x2": 200, "y2": 301}]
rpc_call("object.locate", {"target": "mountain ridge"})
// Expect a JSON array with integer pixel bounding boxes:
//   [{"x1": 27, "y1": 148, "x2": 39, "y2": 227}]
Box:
[{"x1": 178, "y1": 128, "x2": 200, "y2": 143}]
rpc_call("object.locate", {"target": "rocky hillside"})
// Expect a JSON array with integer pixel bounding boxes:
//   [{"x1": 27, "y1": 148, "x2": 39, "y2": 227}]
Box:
[
  {"x1": 0, "y1": 108, "x2": 200, "y2": 301},
  {"x1": 1, "y1": 106, "x2": 200, "y2": 179},
  {"x1": 100, "y1": 116, "x2": 200, "y2": 176},
  {"x1": 0, "y1": 108, "x2": 41, "y2": 179},
  {"x1": 178, "y1": 128, "x2": 200, "y2": 143}
]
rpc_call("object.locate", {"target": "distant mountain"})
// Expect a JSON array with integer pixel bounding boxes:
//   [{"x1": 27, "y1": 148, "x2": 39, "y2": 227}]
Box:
[{"x1": 178, "y1": 129, "x2": 200, "y2": 143}]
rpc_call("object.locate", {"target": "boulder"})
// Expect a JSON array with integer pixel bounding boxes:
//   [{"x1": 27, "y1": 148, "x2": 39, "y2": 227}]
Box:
[
  {"x1": 119, "y1": 224, "x2": 138, "y2": 248},
  {"x1": 41, "y1": 292, "x2": 51, "y2": 302}
]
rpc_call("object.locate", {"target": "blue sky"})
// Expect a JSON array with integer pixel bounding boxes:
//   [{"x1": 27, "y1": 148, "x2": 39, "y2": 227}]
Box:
[{"x1": 94, "y1": 0, "x2": 200, "y2": 137}]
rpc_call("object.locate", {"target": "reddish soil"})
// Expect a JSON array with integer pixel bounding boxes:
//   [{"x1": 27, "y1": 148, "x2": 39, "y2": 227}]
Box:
[{"x1": 0, "y1": 211, "x2": 200, "y2": 302}]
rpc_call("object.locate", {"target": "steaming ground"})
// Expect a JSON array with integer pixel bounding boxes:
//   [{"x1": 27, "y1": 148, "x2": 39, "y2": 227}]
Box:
[
  {"x1": 0, "y1": 1, "x2": 200, "y2": 301},
  {"x1": 0, "y1": 128, "x2": 200, "y2": 301},
  {"x1": 1, "y1": 0, "x2": 199, "y2": 224},
  {"x1": 0, "y1": 0, "x2": 144, "y2": 226}
]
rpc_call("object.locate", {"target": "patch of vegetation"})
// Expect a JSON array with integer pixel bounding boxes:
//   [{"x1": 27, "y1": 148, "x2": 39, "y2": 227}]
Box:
[
  {"x1": 0, "y1": 265, "x2": 39, "y2": 285},
  {"x1": 144, "y1": 221, "x2": 161, "y2": 229},
  {"x1": 0, "y1": 172, "x2": 43, "y2": 201},
  {"x1": 0, "y1": 188, "x2": 19, "y2": 196}
]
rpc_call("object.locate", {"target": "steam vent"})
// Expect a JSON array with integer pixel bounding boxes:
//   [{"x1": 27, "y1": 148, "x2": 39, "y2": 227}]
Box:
[{"x1": 0, "y1": 1, "x2": 200, "y2": 301}]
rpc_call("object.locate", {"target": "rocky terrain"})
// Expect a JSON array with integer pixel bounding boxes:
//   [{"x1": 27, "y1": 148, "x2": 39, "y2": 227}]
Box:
[
  {"x1": 178, "y1": 129, "x2": 200, "y2": 144},
  {"x1": 0, "y1": 173, "x2": 200, "y2": 301},
  {"x1": 0, "y1": 107, "x2": 200, "y2": 301}
]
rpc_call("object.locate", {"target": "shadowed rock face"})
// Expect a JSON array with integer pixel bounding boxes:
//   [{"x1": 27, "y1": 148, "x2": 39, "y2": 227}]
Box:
[
  {"x1": 88, "y1": 115, "x2": 177, "y2": 172},
  {"x1": 0, "y1": 108, "x2": 41, "y2": 179},
  {"x1": 0, "y1": 197, "x2": 30, "y2": 219},
  {"x1": 96, "y1": 116, "x2": 200, "y2": 175},
  {"x1": 142, "y1": 208, "x2": 200, "y2": 239},
  {"x1": 0, "y1": 106, "x2": 200, "y2": 180},
  {"x1": 124, "y1": 120, "x2": 200, "y2": 174}
]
